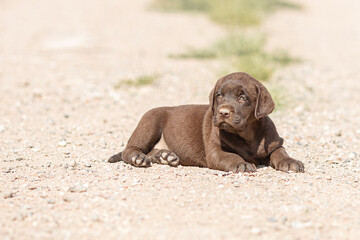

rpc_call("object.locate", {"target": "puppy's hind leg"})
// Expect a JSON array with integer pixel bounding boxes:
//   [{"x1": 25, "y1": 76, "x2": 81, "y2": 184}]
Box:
[
  {"x1": 149, "y1": 149, "x2": 180, "y2": 167},
  {"x1": 120, "y1": 108, "x2": 167, "y2": 168}
]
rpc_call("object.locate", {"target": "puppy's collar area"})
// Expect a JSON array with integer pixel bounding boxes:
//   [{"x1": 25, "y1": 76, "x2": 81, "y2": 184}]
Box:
[{"x1": 214, "y1": 118, "x2": 260, "y2": 142}]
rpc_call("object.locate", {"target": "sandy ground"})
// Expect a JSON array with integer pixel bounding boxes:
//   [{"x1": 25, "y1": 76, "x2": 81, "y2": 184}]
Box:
[{"x1": 1, "y1": 0, "x2": 359, "y2": 239}]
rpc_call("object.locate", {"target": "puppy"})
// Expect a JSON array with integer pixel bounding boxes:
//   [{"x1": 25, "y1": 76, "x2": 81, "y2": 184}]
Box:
[{"x1": 109, "y1": 72, "x2": 304, "y2": 173}]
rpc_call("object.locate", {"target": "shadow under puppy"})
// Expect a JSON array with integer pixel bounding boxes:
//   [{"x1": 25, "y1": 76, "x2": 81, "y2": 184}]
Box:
[{"x1": 109, "y1": 72, "x2": 304, "y2": 173}]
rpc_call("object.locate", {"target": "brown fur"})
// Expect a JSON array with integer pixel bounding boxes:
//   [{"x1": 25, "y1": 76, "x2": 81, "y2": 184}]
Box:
[{"x1": 109, "y1": 72, "x2": 304, "y2": 173}]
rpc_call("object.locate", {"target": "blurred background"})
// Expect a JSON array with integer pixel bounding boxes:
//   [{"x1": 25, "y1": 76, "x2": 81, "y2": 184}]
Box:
[{"x1": 1, "y1": 0, "x2": 360, "y2": 239}]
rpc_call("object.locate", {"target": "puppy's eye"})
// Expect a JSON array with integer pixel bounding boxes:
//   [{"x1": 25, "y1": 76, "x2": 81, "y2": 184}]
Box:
[
  {"x1": 238, "y1": 95, "x2": 247, "y2": 101},
  {"x1": 216, "y1": 93, "x2": 222, "y2": 99}
]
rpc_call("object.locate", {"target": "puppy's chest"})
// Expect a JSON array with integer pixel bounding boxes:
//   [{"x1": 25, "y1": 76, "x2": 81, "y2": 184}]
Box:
[
  {"x1": 236, "y1": 144, "x2": 266, "y2": 161},
  {"x1": 221, "y1": 137, "x2": 268, "y2": 161}
]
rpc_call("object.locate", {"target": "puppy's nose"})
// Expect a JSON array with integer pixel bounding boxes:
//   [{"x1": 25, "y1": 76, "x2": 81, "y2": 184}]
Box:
[{"x1": 219, "y1": 107, "x2": 231, "y2": 118}]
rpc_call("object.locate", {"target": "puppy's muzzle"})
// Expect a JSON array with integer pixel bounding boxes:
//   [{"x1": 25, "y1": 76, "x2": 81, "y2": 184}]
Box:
[{"x1": 218, "y1": 105, "x2": 234, "y2": 119}]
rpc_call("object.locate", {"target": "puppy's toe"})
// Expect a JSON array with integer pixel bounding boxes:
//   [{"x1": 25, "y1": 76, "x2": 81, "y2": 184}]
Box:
[
  {"x1": 234, "y1": 162, "x2": 257, "y2": 173},
  {"x1": 131, "y1": 154, "x2": 150, "y2": 167},
  {"x1": 236, "y1": 163, "x2": 246, "y2": 172},
  {"x1": 246, "y1": 163, "x2": 257, "y2": 172},
  {"x1": 166, "y1": 154, "x2": 180, "y2": 167},
  {"x1": 278, "y1": 158, "x2": 304, "y2": 172}
]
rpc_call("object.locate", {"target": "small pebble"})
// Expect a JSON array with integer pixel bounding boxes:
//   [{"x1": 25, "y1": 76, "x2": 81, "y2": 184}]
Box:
[
  {"x1": 40, "y1": 192, "x2": 48, "y2": 198},
  {"x1": 63, "y1": 196, "x2": 72, "y2": 202},
  {"x1": 47, "y1": 117, "x2": 55, "y2": 125},
  {"x1": 84, "y1": 162, "x2": 92, "y2": 168},
  {"x1": 37, "y1": 171, "x2": 47, "y2": 178},
  {"x1": 66, "y1": 160, "x2": 76, "y2": 168},
  {"x1": 10, "y1": 177, "x2": 18, "y2": 182},
  {"x1": 233, "y1": 179, "x2": 245, "y2": 187},
  {"x1": 291, "y1": 221, "x2": 312, "y2": 229},
  {"x1": 58, "y1": 140, "x2": 67, "y2": 147},
  {"x1": 207, "y1": 169, "x2": 230, "y2": 176},
  {"x1": 31, "y1": 148, "x2": 40, "y2": 152},
  {"x1": 4, "y1": 192, "x2": 16, "y2": 199},
  {"x1": 3, "y1": 168, "x2": 12, "y2": 173},
  {"x1": 92, "y1": 215, "x2": 101, "y2": 222},
  {"x1": 267, "y1": 217, "x2": 278, "y2": 222},
  {"x1": 68, "y1": 183, "x2": 88, "y2": 193},
  {"x1": 23, "y1": 205, "x2": 32, "y2": 210},
  {"x1": 28, "y1": 186, "x2": 37, "y2": 190},
  {"x1": 251, "y1": 227, "x2": 262, "y2": 235}
]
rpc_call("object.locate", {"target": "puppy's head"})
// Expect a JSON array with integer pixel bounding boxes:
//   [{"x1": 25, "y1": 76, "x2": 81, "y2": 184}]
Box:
[{"x1": 209, "y1": 72, "x2": 274, "y2": 131}]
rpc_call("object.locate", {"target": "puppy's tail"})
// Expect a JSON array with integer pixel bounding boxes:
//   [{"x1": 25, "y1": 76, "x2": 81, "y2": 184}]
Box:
[{"x1": 108, "y1": 152, "x2": 123, "y2": 163}]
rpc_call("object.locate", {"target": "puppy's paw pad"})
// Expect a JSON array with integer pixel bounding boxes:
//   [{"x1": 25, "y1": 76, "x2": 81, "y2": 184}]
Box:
[
  {"x1": 131, "y1": 154, "x2": 150, "y2": 167},
  {"x1": 155, "y1": 150, "x2": 179, "y2": 167},
  {"x1": 278, "y1": 158, "x2": 304, "y2": 172}
]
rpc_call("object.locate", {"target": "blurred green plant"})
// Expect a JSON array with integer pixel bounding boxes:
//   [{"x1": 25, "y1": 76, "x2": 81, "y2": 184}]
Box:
[
  {"x1": 153, "y1": 0, "x2": 208, "y2": 12},
  {"x1": 113, "y1": 74, "x2": 159, "y2": 88},
  {"x1": 153, "y1": 0, "x2": 301, "y2": 27},
  {"x1": 153, "y1": 0, "x2": 301, "y2": 108},
  {"x1": 171, "y1": 33, "x2": 299, "y2": 81},
  {"x1": 263, "y1": 82, "x2": 289, "y2": 111}
]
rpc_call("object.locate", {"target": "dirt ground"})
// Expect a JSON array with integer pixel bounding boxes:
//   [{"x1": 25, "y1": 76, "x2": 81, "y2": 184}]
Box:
[{"x1": 1, "y1": 0, "x2": 359, "y2": 239}]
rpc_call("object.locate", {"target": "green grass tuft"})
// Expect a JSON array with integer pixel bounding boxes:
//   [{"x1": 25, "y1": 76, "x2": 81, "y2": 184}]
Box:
[
  {"x1": 169, "y1": 48, "x2": 216, "y2": 59},
  {"x1": 209, "y1": 0, "x2": 301, "y2": 27},
  {"x1": 153, "y1": 0, "x2": 208, "y2": 11},
  {"x1": 153, "y1": 0, "x2": 301, "y2": 27},
  {"x1": 171, "y1": 33, "x2": 299, "y2": 81},
  {"x1": 114, "y1": 74, "x2": 159, "y2": 89}
]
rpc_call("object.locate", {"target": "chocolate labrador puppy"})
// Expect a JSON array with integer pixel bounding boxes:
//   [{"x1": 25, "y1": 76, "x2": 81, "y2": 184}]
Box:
[{"x1": 109, "y1": 72, "x2": 304, "y2": 173}]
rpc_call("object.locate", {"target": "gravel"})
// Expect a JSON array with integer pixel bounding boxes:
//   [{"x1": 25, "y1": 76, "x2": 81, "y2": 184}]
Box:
[{"x1": 0, "y1": 0, "x2": 359, "y2": 240}]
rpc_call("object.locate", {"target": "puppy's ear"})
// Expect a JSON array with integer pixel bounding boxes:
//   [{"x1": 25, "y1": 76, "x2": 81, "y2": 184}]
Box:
[
  {"x1": 209, "y1": 88, "x2": 215, "y2": 113},
  {"x1": 255, "y1": 83, "x2": 275, "y2": 120}
]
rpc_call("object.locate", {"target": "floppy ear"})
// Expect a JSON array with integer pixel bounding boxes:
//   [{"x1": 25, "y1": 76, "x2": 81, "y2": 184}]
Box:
[
  {"x1": 209, "y1": 88, "x2": 215, "y2": 113},
  {"x1": 255, "y1": 83, "x2": 275, "y2": 120}
]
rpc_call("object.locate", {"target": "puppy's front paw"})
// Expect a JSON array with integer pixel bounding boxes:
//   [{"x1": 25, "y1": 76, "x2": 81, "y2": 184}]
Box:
[
  {"x1": 277, "y1": 158, "x2": 304, "y2": 172},
  {"x1": 232, "y1": 162, "x2": 257, "y2": 173},
  {"x1": 131, "y1": 154, "x2": 150, "y2": 167}
]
